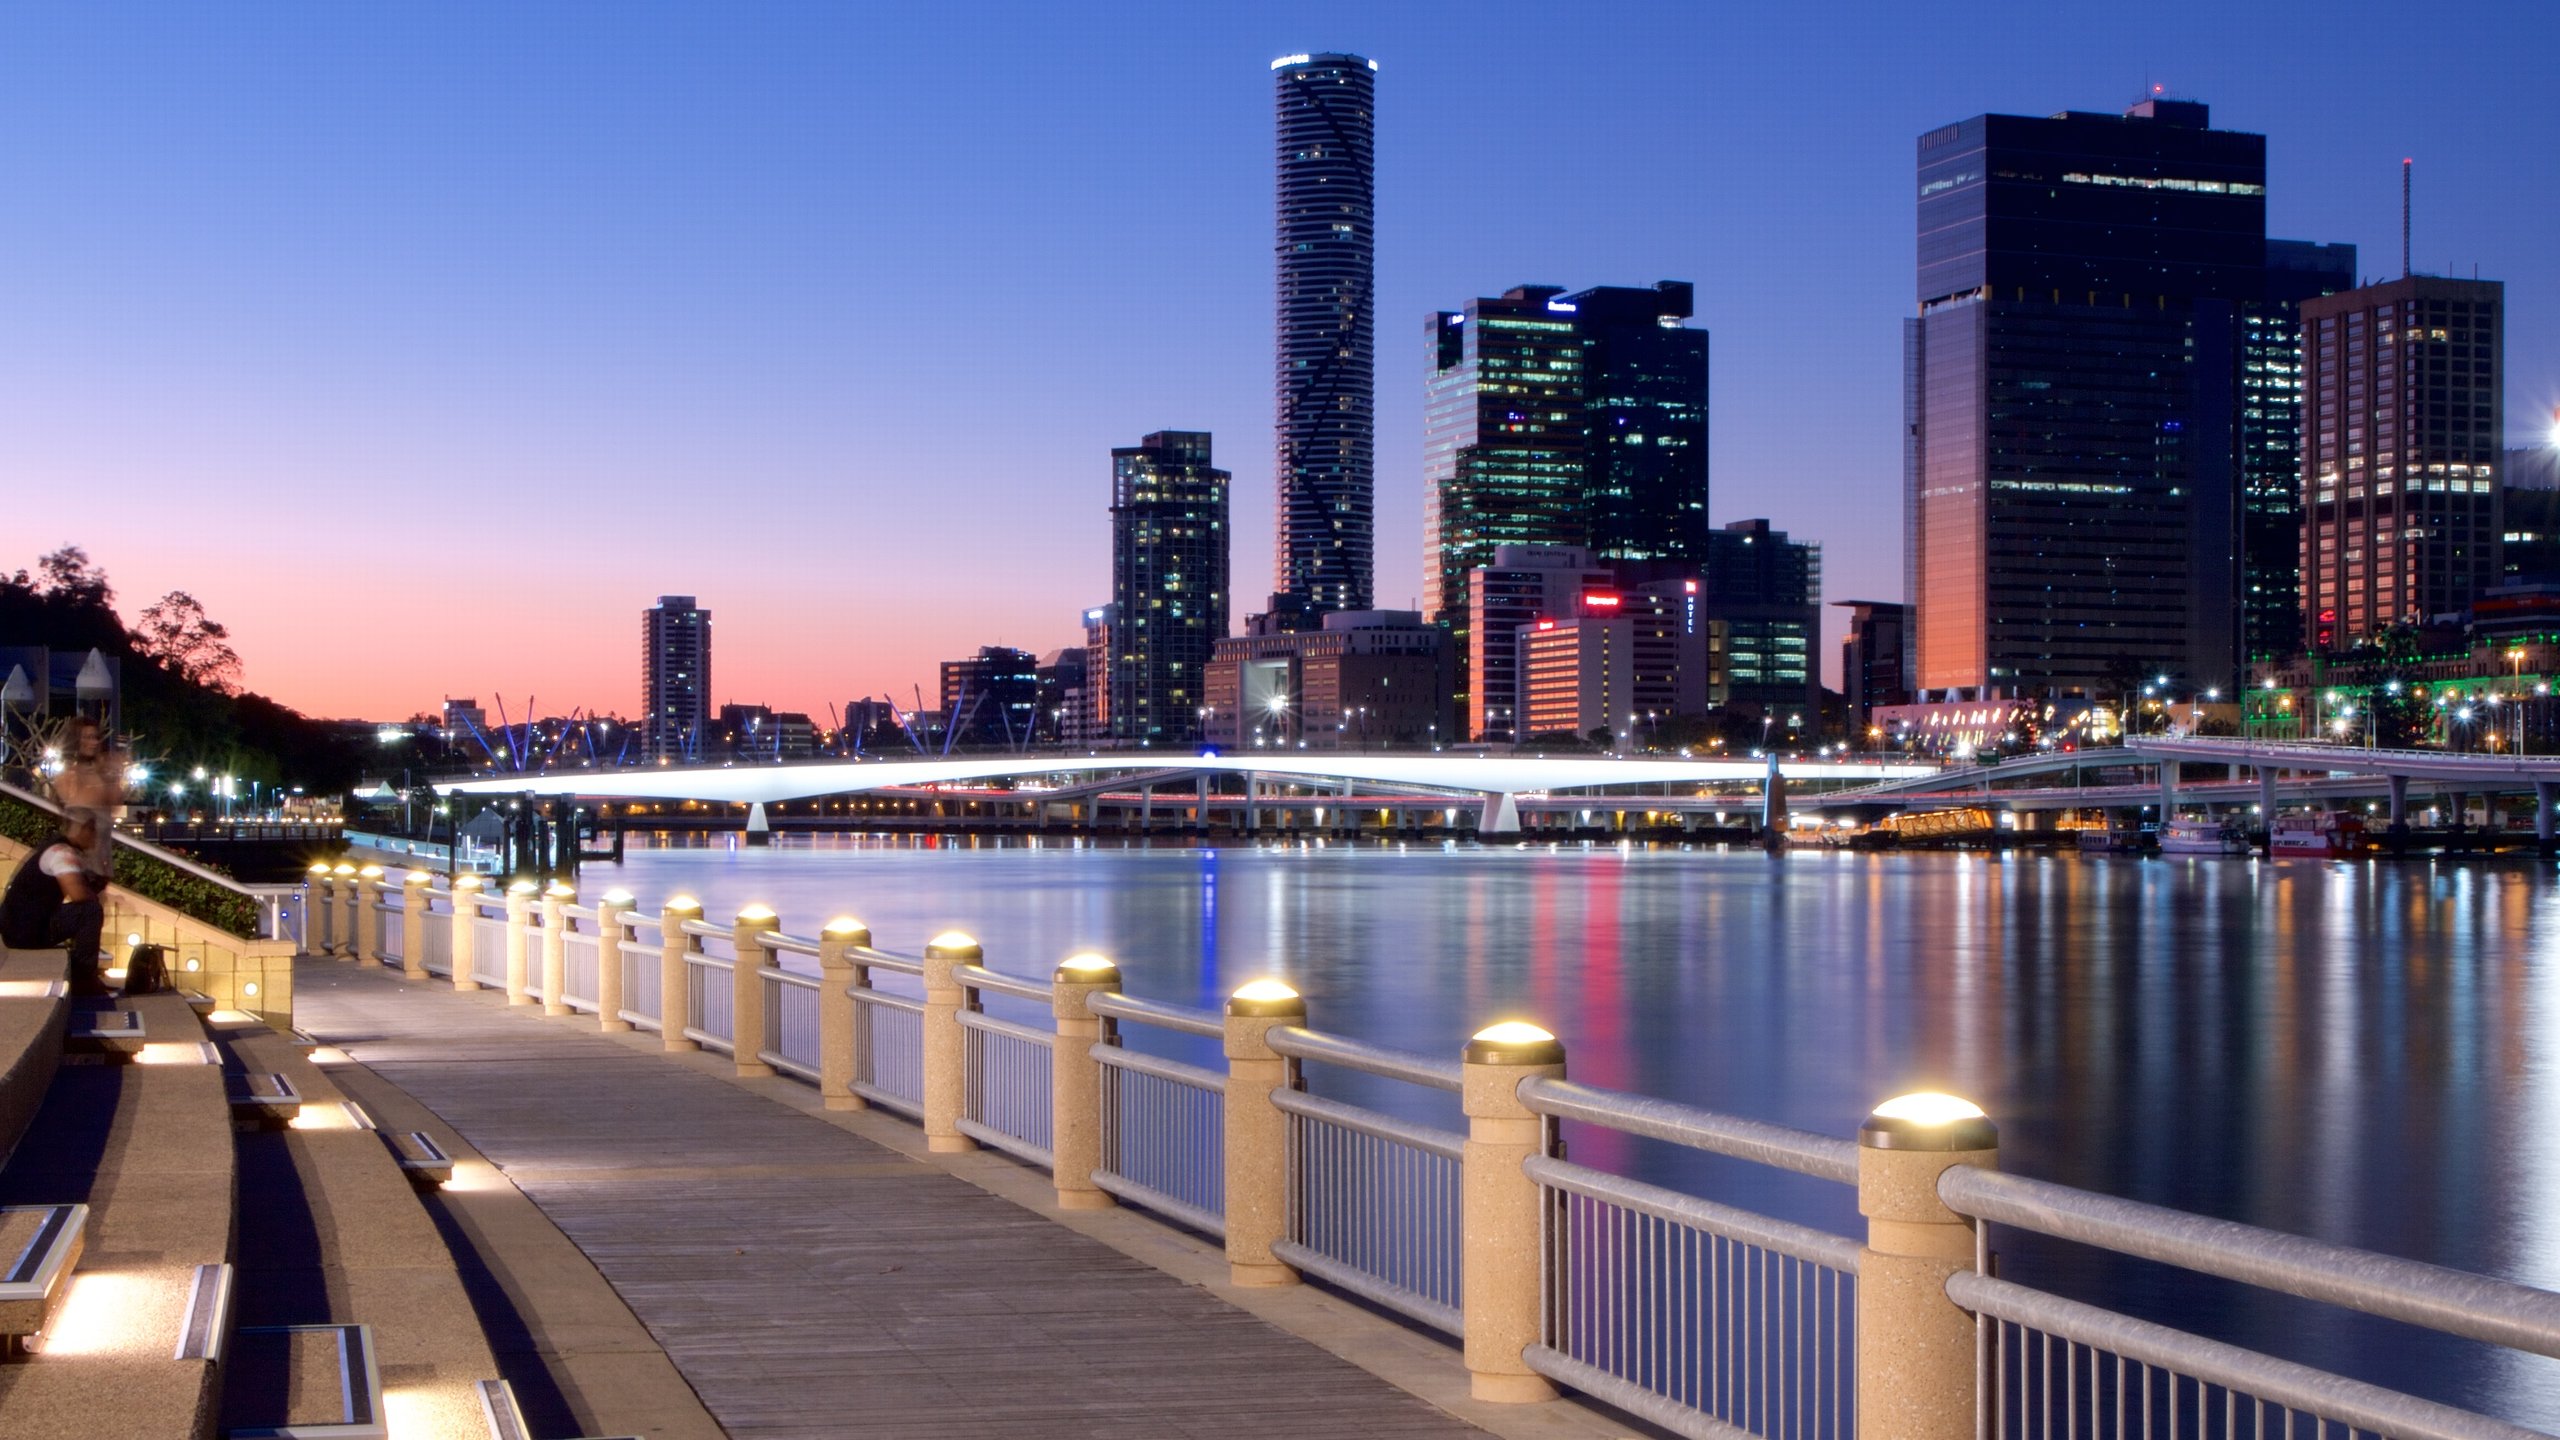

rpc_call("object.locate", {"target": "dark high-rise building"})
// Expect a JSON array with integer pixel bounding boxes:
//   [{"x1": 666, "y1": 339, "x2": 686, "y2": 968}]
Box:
[
  {"x1": 2301, "y1": 276, "x2": 2504, "y2": 648},
  {"x1": 1573, "y1": 281, "x2": 1711, "y2": 564},
  {"x1": 2237, "y1": 240, "x2": 2358, "y2": 663},
  {"x1": 640, "y1": 595, "x2": 710, "y2": 763},
  {"x1": 1702, "y1": 520, "x2": 1820, "y2": 714},
  {"x1": 1424, "y1": 280, "x2": 1708, "y2": 718},
  {"x1": 939, "y1": 646, "x2": 1041, "y2": 748},
  {"x1": 1906, "y1": 98, "x2": 2274, "y2": 700},
  {"x1": 1273, "y1": 52, "x2": 1376, "y2": 616},
  {"x1": 1110, "y1": 431, "x2": 1230, "y2": 743},
  {"x1": 1836, "y1": 600, "x2": 1911, "y2": 728}
]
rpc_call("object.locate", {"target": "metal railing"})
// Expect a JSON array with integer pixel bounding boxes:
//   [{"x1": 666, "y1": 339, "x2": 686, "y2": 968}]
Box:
[
  {"x1": 468, "y1": 908, "x2": 507, "y2": 988},
  {"x1": 560, "y1": 923, "x2": 601, "y2": 1013},
  {"x1": 1267, "y1": 1026, "x2": 1465, "y2": 1337},
  {"x1": 757, "y1": 933, "x2": 823, "y2": 1081},
  {"x1": 954, "y1": 964, "x2": 1052, "y2": 1165},
  {"x1": 1090, "y1": 994, "x2": 1225, "y2": 1235},
  {"x1": 845, "y1": 948, "x2": 924, "y2": 1117},
  {"x1": 678, "y1": 919, "x2": 735, "y2": 1053},
  {"x1": 1517, "y1": 1079, "x2": 1863, "y2": 1438},
  {"x1": 326, "y1": 874, "x2": 2560, "y2": 1440},
  {"x1": 618, "y1": 921, "x2": 662, "y2": 1031}
]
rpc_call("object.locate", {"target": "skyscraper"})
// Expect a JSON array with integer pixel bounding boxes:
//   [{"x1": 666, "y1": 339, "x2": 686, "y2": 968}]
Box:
[
  {"x1": 1110, "y1": 431, "x2": 1230, "y2": 743},
  {"x1": 2238, "y1": 240, "x2": 2358, "y2": 662},
  {"x1": 1273, "y1": 52, "x2": 1376, "y2": 617},
  {"x1": 1905, "y1": 97, "x2": 2331, "y2": 700},
  {"x1": 2301, "y1": 276, "x2": 2504, "y2": 649},
  {"x1": 1701, "y1": 520, "x2": 1821, "y2": 714},
  {"x1": 640, "y1": 595, "x2": 710, "y2": 763},
  {"x1": 1424, "y1": 280, "x2": 1708, "y2": 719}
]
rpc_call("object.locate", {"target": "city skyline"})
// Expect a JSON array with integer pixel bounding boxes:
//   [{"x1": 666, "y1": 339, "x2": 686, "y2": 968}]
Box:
[{"x1": 4, "y1": 3, "x2": 2553, "y2": 723}]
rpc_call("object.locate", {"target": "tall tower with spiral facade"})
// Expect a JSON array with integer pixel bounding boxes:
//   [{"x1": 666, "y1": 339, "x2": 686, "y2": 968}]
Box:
[{"x1": 1272, "y1": 52, "x2": 1376, "y2": 618}]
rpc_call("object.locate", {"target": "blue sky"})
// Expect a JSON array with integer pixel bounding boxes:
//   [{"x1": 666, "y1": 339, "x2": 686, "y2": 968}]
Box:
[{"x1": 3, "y1": 1, "x2": 2552, "y2": 718}]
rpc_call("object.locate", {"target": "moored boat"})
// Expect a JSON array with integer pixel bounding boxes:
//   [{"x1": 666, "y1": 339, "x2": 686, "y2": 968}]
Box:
[
  {"x1": 2270, "y1": 811, "x2": 2365, "y2": 858},
  {"x1": 2160, "y1": 817, "x2": 2250, "y2": 855}
]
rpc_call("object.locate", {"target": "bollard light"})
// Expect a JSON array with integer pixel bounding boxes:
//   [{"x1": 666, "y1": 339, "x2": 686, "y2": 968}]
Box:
[
  {"x1": 358, "y1": 864, "x2": 384, "y2": 880},
  {"x1": 822, "y1": 915, "x2": 869, "y2": 937},
  {"x1": 403, "y1": 870, "x2": 432, "y2": 886},
  {"x1": 1228, "y1": 978, "x2": 1303, "y2": 1015},
  {"x1": 332, "y1": 862, "x2": 356, "y2": 877},
  {"x1": 308, "y1": 863, "x2": 332, "y2": 877},
  {"x1": 927, "y1": 929, "x2": 979, "y2": 955},
  {"x1": 737, "y1": 903, "x2": 776, "y2": 922},
  {"x1": 665, "y1": 894, "x2": 701, "y2": 913},
  {"x1": 602, "y1": 888, "x2": 634, "y2": 905},
  {"x1": 1055, "y1": 952, "x2": 1119, "y2": 982},
  {"x1": 545, "y1": 881, "x2": 574, "y2": 900},
  {"x1": 508, "y1": 879, "x2": 538, "y2": 896},
  {"x1": 1861, "y1": 1091, "x2": 1997, "y2": 1151},
  {"x1": 1465, "y1": 1020, "x2": 1564, "y2": 1065},
  {"x1": 455, "y1": 875, "x2": 484, "y2": 893}
]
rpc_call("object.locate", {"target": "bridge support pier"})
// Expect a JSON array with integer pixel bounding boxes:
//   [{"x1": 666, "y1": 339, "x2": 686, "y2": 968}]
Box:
[
  {"x1": 1479, "y1": 792, "x2": 1521, "y2": 836},
  {"x1": 2258, "y1": 768, "x2": 2278, "y2": 849},
  {"x1": 2159, "y1": 761, "x2": 2179, "y2": 822},
  {"x1": 2539, "y1": 782, "x2": 2558, "y2": 851},
  {"x1": 2388, "y1": 774, "x2": 2411, "y2": 852}
]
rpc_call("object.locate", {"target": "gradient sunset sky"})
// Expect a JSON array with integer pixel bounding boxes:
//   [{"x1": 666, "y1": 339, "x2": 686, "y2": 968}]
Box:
[{"x1": 5, "y1": 2, "x2": 2553, "y2": 723}]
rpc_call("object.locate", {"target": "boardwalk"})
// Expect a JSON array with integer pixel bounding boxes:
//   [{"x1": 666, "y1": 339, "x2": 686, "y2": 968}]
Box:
[{"x1": 294, "y1": 962, "x2": 1493, "y2": 1440}]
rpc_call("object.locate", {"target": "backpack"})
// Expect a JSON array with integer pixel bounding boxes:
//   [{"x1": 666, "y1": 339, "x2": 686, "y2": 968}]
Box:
[{"x1": 122, "y1": 943, "x2": 172, "y2": 997}]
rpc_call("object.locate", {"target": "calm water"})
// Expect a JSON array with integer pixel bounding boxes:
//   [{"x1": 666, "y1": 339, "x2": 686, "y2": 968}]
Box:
[{"x1": 596, "y1": 836, "x2": 2560, "y2": 1420}]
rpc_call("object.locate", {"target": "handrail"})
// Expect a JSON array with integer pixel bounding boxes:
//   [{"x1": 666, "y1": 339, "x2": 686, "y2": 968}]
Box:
[
  {"x1": 0, "y1": 777, "x2": 267, "y2": 906},
  {"x1": 952, "y1": 963, "x2": 1051, "y2": 1004},
  {"x1": 678, "y1": 918, "x2": 729, "y2": 942},
  {"x1": 955, "y1": 1010, "x2": 1053, "y2": 1047},
  {"x1": 1271, "y1": 1089, "x2": 1462, "y2": 1161},
  {"x1": 1516, "y1": 1076, "x2": 1858, "y2": 1184},
  {"x1": 847, "y1": 946, "x2": 924, "y2": 977},
  {"x1": 1524, "y1": 1154, "x2": 1861, "y2": 1272},
  {"x1": 1267, "y1": 1026, "x2": 1461, "y2": 1092},
  {"x1": 1939, "y1": 1165, "x2": 2560, "y2": 1360},
  {"x1": 1949, "y1": 1272, "x2": 2553, "y2": 1440},
  {"x1": 766, "y1": 968, "x2": 822, "y2": 992},
  {"x1": 760, "y1": 931, "x2": 822, "y2": 959},
  {"x1": 1090, "y1": 1042, "x2": 1224, "y2": 1092},
  {"x1": 1088, "y1": 993, "x2": 1220, "y2": 1037}
]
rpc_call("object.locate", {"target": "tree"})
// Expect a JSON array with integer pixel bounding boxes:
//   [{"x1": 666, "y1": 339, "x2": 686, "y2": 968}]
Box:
[
  {"x1": 133, "y1": 591, "x2": 244, "y2": 695},
  {"x1": 34, "y1": 546, "x2": 112, "y2": 609}
]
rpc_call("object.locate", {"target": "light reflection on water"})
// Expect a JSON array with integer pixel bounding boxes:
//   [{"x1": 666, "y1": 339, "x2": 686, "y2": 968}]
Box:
[{"x1": 599, "y1": 834, "x2": 2560, "y2": 1423}]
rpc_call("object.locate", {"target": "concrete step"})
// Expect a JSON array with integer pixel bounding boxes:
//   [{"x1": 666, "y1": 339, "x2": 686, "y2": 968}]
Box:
[
  {"x1": 0, "y1": 1203, "x2": 88, "y2": 1355},
  {"x1": 224, "y1": 1322, "x2": 384, "y2": 1439}
]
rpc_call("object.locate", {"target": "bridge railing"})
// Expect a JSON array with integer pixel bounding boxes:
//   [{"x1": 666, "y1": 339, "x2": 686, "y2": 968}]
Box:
[{"x1": 308, "y1": 877, "x2": 2560, "y2": 1440}]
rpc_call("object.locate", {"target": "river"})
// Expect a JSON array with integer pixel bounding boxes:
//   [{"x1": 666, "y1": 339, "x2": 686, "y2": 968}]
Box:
[{"x1": 588, "y1": 834, "x2": 2560, "y2": 1421}]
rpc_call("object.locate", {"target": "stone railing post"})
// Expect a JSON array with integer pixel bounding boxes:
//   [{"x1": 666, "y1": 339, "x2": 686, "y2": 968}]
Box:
[
  {"x1": 399, "y1": 871, "x2": 432, "y2": 981},
  {"x1": 331, "y1": 863, "x2": 358, "y2": 956},
  {"x1": 353, "y1": 865, "x2": 385, "y2": 964},
  {"x1": 731, "y1": 905, "x2": 779, "y2": 1077},
  {"x1": 921, "y1": 932, "x2": 980, "y2": 1153},
  {"x1": 1050, "y1": 953, "x2": 1121, "y2": 1210},
  {"x1": 659, "y1": 896, "x2": 702, "y2": 1050},
  {"x1": 305, "y1": 863, "x2": 334, "y2": 954},
  {"x1": 594, "y1": 889, "x2": 634, "y2": 1031},
  {"x1": 449, "y1": 876, "x2": 484, "y2": 990},
  {"x1": 540, "y1": 882, "x2": 574, "y2": 1016},
  {"x1": 816, "y1": 917, "x2": 871, "y2": 1110},
  {"x1": 1223, "y1": 978, "x2": 1305, "y2": 1286},
  {"x1": 1856, "y1": 1092, "x2": 1998, "y2": 1440},
  {"x1": 1461, "y1": 1022, "x2": 1567, "y2": 1402},
  {"x1": 503, "y1": 880, "x2": 537, "y2": 1005}
]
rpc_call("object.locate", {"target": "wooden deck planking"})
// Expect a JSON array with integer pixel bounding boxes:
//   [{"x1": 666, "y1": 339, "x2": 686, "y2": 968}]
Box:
[{"x1": 296, "y1": 965, "x2": 1490, "y2": 1440}]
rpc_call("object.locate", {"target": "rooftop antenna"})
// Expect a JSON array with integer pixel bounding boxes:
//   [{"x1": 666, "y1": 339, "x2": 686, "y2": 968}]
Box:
[{"x1": 2401, "y1": 158, "x2": 2412, "y2": 279}]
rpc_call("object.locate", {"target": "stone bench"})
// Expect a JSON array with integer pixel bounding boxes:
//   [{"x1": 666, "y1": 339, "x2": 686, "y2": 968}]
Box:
[
  {"x1": 0, "y1": 948, "x2": 71, "y2": 1159},
  {"x1": 0, "y1": 990, "x2": 238, "y2": 1437},
  {"x1": 0, "y1": 1203, "x2": 88, "y2": 1355}
]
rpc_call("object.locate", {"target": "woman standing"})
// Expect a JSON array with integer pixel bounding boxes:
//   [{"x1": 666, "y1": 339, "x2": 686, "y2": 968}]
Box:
[{"x1": 52, "y1": 715, "x2": 124, "y2": 880}]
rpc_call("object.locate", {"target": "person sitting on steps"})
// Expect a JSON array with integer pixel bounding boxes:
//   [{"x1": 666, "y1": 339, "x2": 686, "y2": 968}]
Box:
[{"x1": 1, "y1": 811, "x2": 110, "y2": 998}]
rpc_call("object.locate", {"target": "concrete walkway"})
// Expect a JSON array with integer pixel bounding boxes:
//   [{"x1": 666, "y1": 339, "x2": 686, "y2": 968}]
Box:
[{"x1": 294, "y1": 962, "x2": 1505, "y2": 1440}]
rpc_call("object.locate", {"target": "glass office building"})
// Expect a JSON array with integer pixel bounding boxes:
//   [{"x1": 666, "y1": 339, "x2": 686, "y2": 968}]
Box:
[
  {"x1": 1110, "y1": 432, "x2": 1230, "y2": 743},
  {"x1": 1905, "y1": 98, "x2": 2335, "y2": 699},
  {"x1": 1273, "y1": 53, "x2": 1376, "y2": 616}
]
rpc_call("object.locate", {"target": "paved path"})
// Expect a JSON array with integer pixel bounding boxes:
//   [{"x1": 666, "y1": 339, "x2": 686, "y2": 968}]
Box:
[{"x1": 295, "y1": 962, "x2": 1490, "y2": 1440}]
